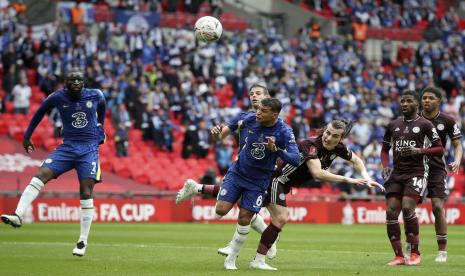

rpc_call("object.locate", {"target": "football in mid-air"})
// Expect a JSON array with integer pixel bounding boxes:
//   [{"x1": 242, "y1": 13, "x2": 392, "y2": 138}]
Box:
[{"x1": 194, "y1": 16, "x2": 222, "y2": 43}]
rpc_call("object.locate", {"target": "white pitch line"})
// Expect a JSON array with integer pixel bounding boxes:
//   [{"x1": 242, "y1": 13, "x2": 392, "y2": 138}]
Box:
[{"x1": 1, "y1": 241, "x2": 463, "y2": 259}]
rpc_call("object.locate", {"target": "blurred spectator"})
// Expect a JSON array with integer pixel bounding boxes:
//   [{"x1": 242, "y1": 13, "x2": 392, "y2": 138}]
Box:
[
  {"x1": 351, "y1": 117, "x2": 371, "y2": 146},
  {"x1": 291, "y1": 114, "x2": 311, "y2": 141},
  {"x1": 2, "y1": 64, "x2": 20, "y2": 100},
  {"x1": 215, "y1": 139, "x2": 233, "y2": 175},
  {"x1": 200, "y1": 168, "x2": 217, "y2": 185},
  {"x1": 182, "y1": 120, "x2": 211, "y2": 159},
  {"x1": 352, "y1": 18, "x2": 367, "y2": 43},
  {"x1": 115, "y1": 122, "x2": 129, "y2": 157},
  {"x1": 381, "y1": 37, "x2": 393, "y2": 66},
  {"x1": 397, "y1": 41, "x2": 414, "y2": 63},
  {"x1": 210, "y1": 0, "x2": 223, "y2": 17},
  {"x1": 49, "y1": 108, "x2": 63, "y2": 138},
  {"x1": 112, "y1": 103, "x2": 132, "y2": 128},
  {"x1": 200, "y1": 168, "x2": 219, "y2": 199},
  {"x1": 11, "y1": 77, "x2": 31, "y2": 114},
  {"x1": 0, "y1": 91, "x2": 5, "y2": 113},
  {"x1": 70, "y1": 2, "x2": 84, "y2": 37}
]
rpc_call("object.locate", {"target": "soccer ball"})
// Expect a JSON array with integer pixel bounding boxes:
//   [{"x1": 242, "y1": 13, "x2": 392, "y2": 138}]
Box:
[{"x1": 194, "y1": 16, "x2": 222, "y2": 43}]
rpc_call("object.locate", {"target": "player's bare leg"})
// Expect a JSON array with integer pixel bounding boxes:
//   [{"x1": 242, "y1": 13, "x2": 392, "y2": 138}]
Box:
[
  {"x1": 73, "y1": 178, "x2": 96, "y2": 257},
  {"x1": 431, "y1": 197, "x2": 447, "y2": 262},
  {"x1": 402, "y1": 196, "x2": 421, "y2": 265},
  {"x1": 1, "y1": 167, "x2": 54, "y2": 228},
  {"x1": 250, "y1": 203, "x2": 285, "y2": 270},
  {"x1": 176, "y1": 179, "x2": 220, "y2": 204},
  {"x1": 385, "y1": 195, "x2": 405, "y2": 266},
  {"x1": 223, "y1": 208, "x2": 254, "y2": 270}
]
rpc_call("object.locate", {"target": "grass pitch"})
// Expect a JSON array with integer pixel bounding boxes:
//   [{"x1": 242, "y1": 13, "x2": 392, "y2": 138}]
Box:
[{"x1": 1, "y1": 223, "x2": 464, "y2": 275}]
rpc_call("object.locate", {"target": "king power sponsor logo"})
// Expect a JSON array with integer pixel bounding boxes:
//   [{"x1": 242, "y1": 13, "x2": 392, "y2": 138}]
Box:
[
  {"x1": 37, "y1": 203, "x2": 156, "y2": 222},
  {"x1": 355, "y1": 206, "x2": 461, "y2": 224}
]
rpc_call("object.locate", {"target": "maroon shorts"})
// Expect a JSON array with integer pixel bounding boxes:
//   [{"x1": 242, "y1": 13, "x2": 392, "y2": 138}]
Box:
[
  {"x1": 384, "y1": 172, "x2": 427, "y2": 200},
  {"x1": 426, "y1": 170, "x2": 447, "y2": 199},
  {"x1": 264, "y1": 178, "x2": 291, "y2": 207}
]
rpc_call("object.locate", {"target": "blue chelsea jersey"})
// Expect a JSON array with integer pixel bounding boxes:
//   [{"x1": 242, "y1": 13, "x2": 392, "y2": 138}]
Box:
[
  {"x1": 227, "y1": 110, "x2": 255, "y2": 151},
  {"x1": 24, "y1": 88, "x2": 106, "y2": 144},
  {"x1": 227, "y1": 113, "x2": 299, "y2": 183}
]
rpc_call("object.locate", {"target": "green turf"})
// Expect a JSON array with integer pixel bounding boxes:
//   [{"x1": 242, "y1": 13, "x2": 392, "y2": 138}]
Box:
[{"x1": 1, "y1": 223, "x2": 464, "y2": 275}]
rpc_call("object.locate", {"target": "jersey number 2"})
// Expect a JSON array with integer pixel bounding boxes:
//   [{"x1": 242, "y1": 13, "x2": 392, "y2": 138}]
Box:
[{"x1": 91, "y1": 162, "x2": 97, "y2": 175}]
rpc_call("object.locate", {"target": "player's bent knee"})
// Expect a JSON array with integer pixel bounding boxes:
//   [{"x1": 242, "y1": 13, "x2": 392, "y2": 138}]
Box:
[
  {"x1": 432, "y1": 204, "x2": 443, "y2": 216},
  {"x1": 215, "y1": 202, "x2": 231, "y2": 216}
]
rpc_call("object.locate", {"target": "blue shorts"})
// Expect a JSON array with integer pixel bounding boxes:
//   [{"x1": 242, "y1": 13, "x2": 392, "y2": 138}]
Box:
[
  {"x1": 42, "y1": 142, "x2": 102, "y2": 182},
  {"x1": 217, "y1": 171, "x2": 268, "y2": 213}
]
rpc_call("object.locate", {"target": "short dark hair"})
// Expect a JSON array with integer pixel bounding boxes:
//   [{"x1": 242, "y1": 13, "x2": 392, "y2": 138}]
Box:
[
  {"x1": 422, "y1": 86, "x2": 443, "y2": 100},
  {"x1": 317, "y1": 119, "x2": 353, "y2": 138},
  {"x1": 249, "y1": 83, "x2": 270, "y2": 95},
  {"x1": 261, "y1": 98, "x2": 282, "y2": 113},
  {"x1": 401, "y1": 90, "x2": 420, "y2": 103},
  {"x1": 66, "y1": 68, "x2": 84, "y2": 80}
]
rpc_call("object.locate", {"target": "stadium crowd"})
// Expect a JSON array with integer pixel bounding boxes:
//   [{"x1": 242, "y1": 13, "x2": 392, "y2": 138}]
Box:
[
  {"x1": 301, "y1": 0, "x2": 459, "y2": 29},
  {"x1": 1, "y1": 0, "x2": 464, "y2": 197}
]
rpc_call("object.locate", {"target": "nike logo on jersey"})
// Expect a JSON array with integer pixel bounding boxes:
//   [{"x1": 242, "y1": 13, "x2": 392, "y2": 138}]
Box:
[
  {"x1": 394, "y1": 128, "x2": 400, "y2": 131},
  {"x1": 63, "y1": 105, "x2": 69, "y2": 108}
]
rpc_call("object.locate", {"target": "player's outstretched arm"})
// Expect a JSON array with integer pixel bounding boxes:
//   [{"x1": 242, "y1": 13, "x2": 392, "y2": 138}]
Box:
[
  {"x1": 449, "y1": 139, "x2": 462, "y2": 173},
  {"x1": 349, "y1": 153, "x2": 371, "y2": 180},
  {"x1": 306, "y1": 159, "x2": 348, "y2": 183},
  {"x1": 211, "y1": 124, "x2": 231, "y2": 142}
]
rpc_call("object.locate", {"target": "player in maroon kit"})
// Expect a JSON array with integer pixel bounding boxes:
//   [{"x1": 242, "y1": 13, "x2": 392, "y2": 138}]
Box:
[
  {"x1": 381, "y1": 90, "x2": 444, "y2": 266},
  {"x1": 419, "y1": 86, "x2": 462, "y2": 263}
]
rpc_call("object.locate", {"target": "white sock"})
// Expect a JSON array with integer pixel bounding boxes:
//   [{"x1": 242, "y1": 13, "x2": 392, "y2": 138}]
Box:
[
  {"x1": 15, "y1": 177, "x2": 44, "y2": 218},
  {"x1": 229, "y1": 224, "x2": 250, "y2": 257},
  {"x1": 79, "y1": 199, "x2": 94, "y2": 244},
  {"x1": 195, "y1": 183, "x2": 203, "y2": 194},
  {"x1": 254, "y1": 253, "x2": 266, "y2": 262},
  {"x1": 251, "y1": 214, "x2": 267, "y2": 234}
]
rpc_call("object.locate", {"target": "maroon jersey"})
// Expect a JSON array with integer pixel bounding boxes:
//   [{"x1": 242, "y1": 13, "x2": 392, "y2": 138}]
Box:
[
  {"x1": 421, "y1": 111, "x2": 462, "y2": 172},
  {"x1": 383, "y1": 116, "x2": 440, "y2": 174},
  {"x1": 275, "y1": 137, "x2": 352, "y2": 187}
]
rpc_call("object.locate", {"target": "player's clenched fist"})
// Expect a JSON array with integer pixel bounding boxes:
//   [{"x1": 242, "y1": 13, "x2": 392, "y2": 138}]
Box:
[
  {"x1": 22, "y1": 139, "x2": 35, "y2": 153},
  {"x1": 211, "y1": 124, "x2": 224, "y2": 141},
  {"x1": 265, "y1": 136, "x2": 277, "y2": 152}
]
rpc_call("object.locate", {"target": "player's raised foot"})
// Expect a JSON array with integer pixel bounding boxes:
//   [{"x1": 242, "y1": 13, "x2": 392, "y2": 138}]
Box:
[
  {"x1": 406, "y1": 253, "x2": 421, "y2": 265},
  {"x1": 435, "y1": 251, "x2": 447, "y2": 263},
  {"x1": 72, "y1": 241, "x2": 87, "y2": 257},
  {"x1": 387, "y1": 256, "x2": 405, "y2": 266},
  {"x1": 267, "y1": 239, "x2": 278, "y2": 259},
  {"x1": 218, "y1": 242, "x2": 232, "y2": 256},
  {"x1": 250, "y1": 259, "x2": 277, "y2": 271},
  {"x1": 1, "y1": 213, "x2": 22, "y2": 228},
  {"x1": 224, "y1": 255, "x2": 237, "y2": 270},
  {"x1": 175, "y1": 179, "x2": 198, "y2": 204}
]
